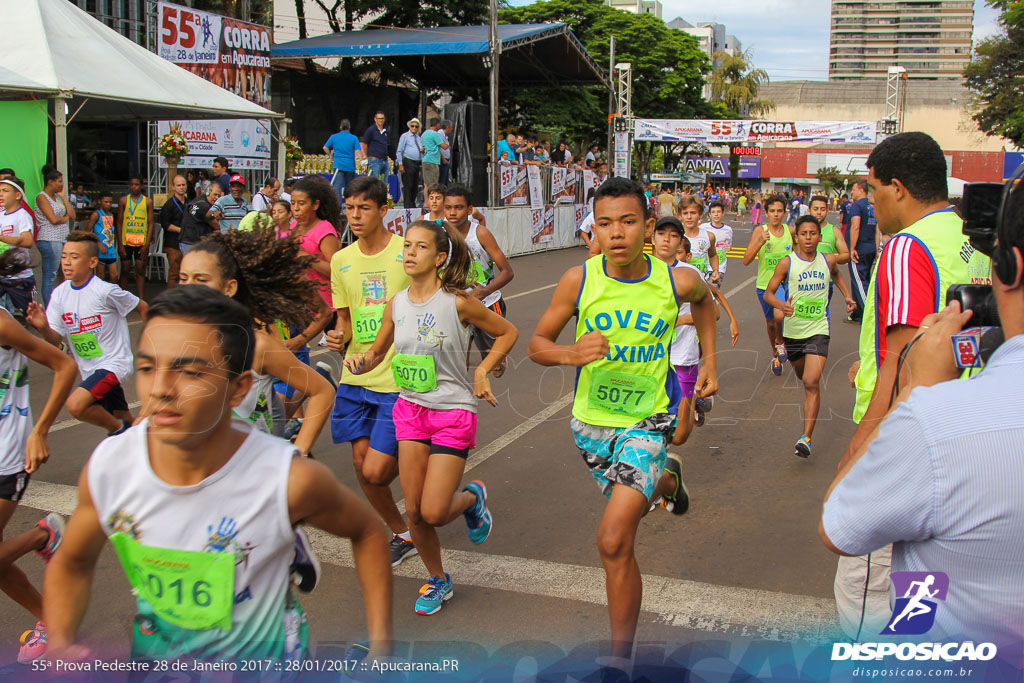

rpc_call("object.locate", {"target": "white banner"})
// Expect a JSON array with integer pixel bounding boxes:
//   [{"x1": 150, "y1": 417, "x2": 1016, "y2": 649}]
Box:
[
  {"x1": 633, "y1": 119, "x2": 877, "y2": 144},
  {"x1": 527, "y1": 166, "x2": 544, "y2": 209},
  {"x1": 574, "y1": 203, "x2": 588, "y2": 229},
  {"x1": 501, "y1": 166, "x2": 528, "y2": 206},
  {"x1": 613, "y1": 132, "x2": 631, "y2": 178},
  {"x1": 157, "y1": 119, "x2": 272, "y2": 169},
  {"x1": 551, "y1": 167, "x2": 577, "y2": 203},
  {"x1": 531, "y1": 206, "x2": 554, "y2": 244}
]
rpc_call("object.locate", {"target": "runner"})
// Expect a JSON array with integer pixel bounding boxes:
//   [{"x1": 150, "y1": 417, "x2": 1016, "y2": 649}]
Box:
[
  {"x1": 0, "y1": 178, "x2": 37, "y2": 315},
  {"x1": 701, "y1": 200, "x2": 734, "y2": 285},
  {"x1": 529, "y1": 178, "x2": 718, "y2": 669},
  {"x1": 115, "y1": 176, "x2": 153, "y2": 296},
  {"x1": 677, "y1": 196, "x2": 719, "y2": 284},
  {"x1": 763, "y1": 216, "x2": 855, "y2": 457},
  {"x1": 85, "y1": 191, "x2": 118, "y2": 283},
  {"x1": 651, "y1": 217, "x2": 738, "y2": 447},
  {"x1": 26, "y1": 232, "x2": 145, "y2": 434},
  {"x1": 444, "y1": 184, "x2": 514, "y2": 376},
  {"x1": 423, "y1": 183, "x2": 487, "y2": 226},
  {"x1": 325, "y1": 176, "x2": 416, "y2": 567},
  {"x1": 0, "y1": 249, "x2": 77, "y2": 664},
  {"x1": 41, "y1": 285, "x2": 394, "y2": 665},
  {"x1": 177, "y1": 227, "x2": 334, "y2": 454},
  {"x1": 344, "y1": 219, "x2": 516, "y2": 615},
  {"x1": 809, "y1": 195, "x2": 851, "y2": 266},
  {"x1": 736, "y1": 192, "x2": 747, "y2": 223},
  {"x1": 742, "y1": 195, "x2": 794, "y2": 376}
]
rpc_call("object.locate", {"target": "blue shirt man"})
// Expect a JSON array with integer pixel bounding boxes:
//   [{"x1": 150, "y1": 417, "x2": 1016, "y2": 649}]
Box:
[
  {"x1": 422, "y1": 127, "x2": 443, "y2": 166},
  {"x1": 849, "y1": 196, "x2": 877, "y2": 250},
  {"x1": 324, "y1": 126, "x2": 361, "y2": 173},
  {"x1": 496, "y1": 135, "x2": 515, "y2": 162}
]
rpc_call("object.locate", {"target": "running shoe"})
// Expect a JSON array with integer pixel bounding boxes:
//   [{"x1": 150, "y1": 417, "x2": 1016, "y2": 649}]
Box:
[
  {"x1": 795, "y1": 435, "x2": 812, "y2": 458},
  {"x1": 344, "y1": 640, "x2": 370, "y2": 662},
  {"x1": 695, "y1": 396, "x2": 713, "y2": 414},
  {"x1": 770, "y1": 355, "x2": 783, "y2": 376},
  {"x1": 283, "y1": 418, "x2": 303, "y2": 441},
  {"x1": 775, "y1": 343, "x2": 788, "y2": 364},
  {"x1": 390, "y1": 534, "x2": 418, "y2": 567},
  {"x1": 17, "y1": 622, "x2": 46, "y2": 664},
  {"x1": 414, "y1": 573, "x2": 453, "y2": 615},
  {"x1": 35, "y1": 513, "x2": 64, "y2": 563},
  {"x1": 493, "y1": 357, "x2": 507, "y2": 378},
  {"x1": 694, "y1": 407, "x2": 705, "y2": 427},
  {"x1": 462, "y1": 481, "x2": 492, "y2": 544},
  {"x1": 314, "y1": 361, "x2": 336, "y2": 388},
  {"x1": 659, "y1": 457, "x2": 690, "y2": 515},
  {"x1": 291, "y1": 527, "x2": 321, "y2": 593},
  {"x1": 317, "y1": 332, "x2": 329, "y2": 347}
]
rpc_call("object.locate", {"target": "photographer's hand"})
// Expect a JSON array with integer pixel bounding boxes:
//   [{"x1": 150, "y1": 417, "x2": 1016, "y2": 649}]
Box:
[{"x1": 903, "y1": 301, "x2": 973, "y2": 390}]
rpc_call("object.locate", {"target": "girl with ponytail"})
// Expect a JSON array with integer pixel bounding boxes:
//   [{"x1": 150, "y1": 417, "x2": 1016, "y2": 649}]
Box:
[{"x1": 343, "y1": 219, "x2": 517, "y2": 616}]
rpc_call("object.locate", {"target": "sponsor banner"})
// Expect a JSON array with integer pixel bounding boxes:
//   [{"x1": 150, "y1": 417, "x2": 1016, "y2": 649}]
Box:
[
  {"x1": 158, "y1": 1, "x2": 271, "y2": 109},
  {"x1": 683, "y1": 157, "x2": 761, "y2": 179},
  {"x1": 551, "y1": 167, "x2": 577, "y2": 203},
  {"x1": 527, "y1": 166, "x2": 544, "y2": 209},
  {"x1": 157, "y1": 119, "x2": 272, "y2": 169},
  {"x1": 381, "y1": 209, "x2": 412, "y2": 237},
  {"x1": 531, "y1": 205, "x2": 555, "y2": 244},
  {"x1": 501, "y1": 166, "x2": 528, "y2": 206},
  {"x1": 582, "y1": 171, "x2": 605, "y2": 194},
  {"x1": 613, "y1": 132, "x2": 631, "y2": 178},
  {"x1": 634, "y1": 119, "x2": 877, "y2": 144},
  {"x1": 574, "y1": 204, "x2": 588, "y2": 229},
  {"x1": 1004, "y1": 152, "x2": 1024, "y2": 181}
]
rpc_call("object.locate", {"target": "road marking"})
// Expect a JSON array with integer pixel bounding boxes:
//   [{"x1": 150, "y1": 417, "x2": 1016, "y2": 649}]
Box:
[
  {"x1": 505, "y1": 283, "x2": 557, "y2": 301},
  {"x1": 723, "y1": 274, "x2": 757, "y2": 299},
  {"x1": 18, "y1": 479, "x2": 840, "y2": 644},
  {"x1": 49, "y1": 401, "x2": 143, "y2": 432}
]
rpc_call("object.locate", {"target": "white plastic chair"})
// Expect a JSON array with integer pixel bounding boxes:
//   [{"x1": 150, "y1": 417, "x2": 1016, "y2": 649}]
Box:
[{"x1": 146, "y1": 229, "x2": 168, "y2": 282}]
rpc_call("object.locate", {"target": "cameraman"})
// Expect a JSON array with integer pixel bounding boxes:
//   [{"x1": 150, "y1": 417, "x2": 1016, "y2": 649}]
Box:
[
  {"x1": 833, "y1": 132, "x2": 991, "y2": 639},
  {"x1": 820, "y1": 179, "x2": 1024, "y2": 654}
]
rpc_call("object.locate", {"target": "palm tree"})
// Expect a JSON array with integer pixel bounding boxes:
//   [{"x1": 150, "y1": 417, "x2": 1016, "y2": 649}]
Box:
[{"x1": 708, "y1": 49, "x2": 773, "y2": 118}]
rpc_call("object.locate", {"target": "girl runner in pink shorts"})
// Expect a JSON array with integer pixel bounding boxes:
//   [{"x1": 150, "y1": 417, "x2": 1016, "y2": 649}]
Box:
[{"x1": 343, "y1": 219, "x2": 517, "y2": 617}]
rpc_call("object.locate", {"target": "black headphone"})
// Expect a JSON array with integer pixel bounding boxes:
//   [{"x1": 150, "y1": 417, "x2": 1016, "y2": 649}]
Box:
[{"x1": 992, "y1": 162, "x2": 1024, "y2": 286}]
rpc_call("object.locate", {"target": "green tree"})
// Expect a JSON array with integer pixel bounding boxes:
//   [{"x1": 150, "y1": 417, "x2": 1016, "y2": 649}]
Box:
[
  {"x1": 814, "y1": 166, "x2": 859, "y2": 197},
  {"x1": 964, "y1": 1, "x2": 1024, "y2": 147},
  {"x1": 708, "y1": 49, "x2": 772, "y2": 118}
]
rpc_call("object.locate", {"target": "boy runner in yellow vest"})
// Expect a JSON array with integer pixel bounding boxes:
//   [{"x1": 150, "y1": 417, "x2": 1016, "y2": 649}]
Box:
[
  {"x1": 763, "y1": 216, "x2": 855, "y2": 457},
  {"x1": 809, "y1": 195, "x2": 850, "y2": 265},
  {"x1": 115, "y1": 176, "x2": 153, "y2": 297},
  {"x1": 529, "y1": 178, "x2": 718, "y2": 672},
  {"x1": 742, "y1": 195, "x2": 794, "y2": 376}
]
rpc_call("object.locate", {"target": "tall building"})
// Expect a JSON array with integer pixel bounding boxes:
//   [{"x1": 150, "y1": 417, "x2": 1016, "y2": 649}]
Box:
[
  {"x1": 607, "y1": 0, "x2": 663, "y2": 20},
  {"x1": 829, "y1": 0, "x2": 974, "y2": 80}
]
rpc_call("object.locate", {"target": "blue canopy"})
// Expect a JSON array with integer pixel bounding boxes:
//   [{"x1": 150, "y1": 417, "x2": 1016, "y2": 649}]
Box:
[{"x1": 272, "y1": 24, "x2": 607, "y2": 88}]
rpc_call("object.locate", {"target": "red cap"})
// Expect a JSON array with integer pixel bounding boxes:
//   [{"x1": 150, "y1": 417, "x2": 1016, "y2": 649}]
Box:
[{"x1": 229, "y1": 174, "x2": 245, "y2": 186}]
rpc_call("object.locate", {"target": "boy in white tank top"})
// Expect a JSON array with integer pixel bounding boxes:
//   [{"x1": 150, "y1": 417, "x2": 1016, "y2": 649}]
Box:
[{"x1": 42, "y1": 286, "x2": 393, "y2": 665}]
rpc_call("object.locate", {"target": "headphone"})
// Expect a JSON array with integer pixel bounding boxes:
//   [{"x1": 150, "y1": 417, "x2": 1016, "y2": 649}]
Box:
[{"x1": 991, "y1": 162, "x2": 1024, "y2": 286}]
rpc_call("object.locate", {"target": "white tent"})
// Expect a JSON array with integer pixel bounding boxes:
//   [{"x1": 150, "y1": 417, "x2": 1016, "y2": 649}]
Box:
[
  {"x1": 0, "y1": 0, "x2": 285, "y2": 181},
  {"x1": 947, "y1": 177, "x2": 968, "y2": 199}
]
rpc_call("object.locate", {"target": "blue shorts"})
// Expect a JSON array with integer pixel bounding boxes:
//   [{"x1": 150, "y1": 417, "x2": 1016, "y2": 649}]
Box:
[
  {"x1": 274, "y1": 348, "x2": 310, "y2": 398},
  {"x1": 756, "y1": 285, "x2": 787, "y2": 321},
  {"x1": 570, "y1": 414, "x2": 674, "y2": 501},
  {"x1": 331, "y1": 383, "x2": 398, "y2": 456}
]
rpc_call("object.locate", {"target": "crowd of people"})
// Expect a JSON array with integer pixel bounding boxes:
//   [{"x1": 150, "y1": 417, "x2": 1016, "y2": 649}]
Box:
[{"x1": 0, "y1": 129, "x2": 1020, "y2": 677}]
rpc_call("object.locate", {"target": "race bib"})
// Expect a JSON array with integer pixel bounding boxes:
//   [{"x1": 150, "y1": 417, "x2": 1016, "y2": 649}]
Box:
[
  {"x1": 763, "y1": 253, "x2": 785, "y2": 270},
  {"x1": 125, "y1": 219, "x2": 147, "y2": 247},
  {"x1": 352, "y1": 305, "x2": 385, "y2": 344},
  {"x1": 793, "y1": 297, "x2": 826, "y2": 320},
  {"x1": 392, "y1": 354, "x2": 437, "y2": 392},
  {"x1": 110, "y1": 533, "x2": 234, "y2": 632},
  {"x1": 588, "y1": 367, "x2": 657, "y2": 418},
  {"x1": 69, "y1": 331, "x2": 103, "y2": 359},
  {"x1": 689, "y1": 256, "x2": 708, "y2": 273}
]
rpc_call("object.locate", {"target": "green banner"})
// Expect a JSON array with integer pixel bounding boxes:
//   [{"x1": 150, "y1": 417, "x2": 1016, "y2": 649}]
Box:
[{"x1": 0, "y1": 100, "x2": 49, "y2": 209}]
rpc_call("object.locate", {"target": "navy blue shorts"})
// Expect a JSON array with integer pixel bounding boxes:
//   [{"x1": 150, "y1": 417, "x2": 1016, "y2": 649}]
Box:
[
  {"x1": 274, "y1": 348, "x2": 310, "y2": 398},
  {"x1": 80, "y1": 368, "x2": 129, "y2": 414},
  {"x1": 756, "y1": 285, "x2": 787, "y2": 321},
  {"x1": 331, "y1": 383, "x2": 398, "y2": 456}
]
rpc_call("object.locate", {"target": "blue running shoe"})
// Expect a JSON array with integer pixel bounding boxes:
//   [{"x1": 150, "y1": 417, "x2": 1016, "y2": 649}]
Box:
[
  {"x1": 775, "y1": 343, "x2": 788, "y2": 364},
  {"x1": 291, "y1": 527, "x2": 320, "y2": 593},
  {"x1": 771, "y1": 356, "x2": 783, "y2": 376},
  {"x1": 462, "y1": 481, "x2": 492, "y2": 544},
  {"x1": 414, "y1": 573, "x2": 453, "y2": 615},
  {"x1": 795, "y1": 434, "x2": 812, "y2": 458},
  {"x1": 315, "y1": 361, "x2": 336, "y2": 389}
]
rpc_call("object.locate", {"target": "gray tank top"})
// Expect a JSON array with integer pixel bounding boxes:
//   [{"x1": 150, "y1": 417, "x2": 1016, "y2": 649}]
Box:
[{"x1": 391, "y1": 287, "x2": 476, "y2": 413}]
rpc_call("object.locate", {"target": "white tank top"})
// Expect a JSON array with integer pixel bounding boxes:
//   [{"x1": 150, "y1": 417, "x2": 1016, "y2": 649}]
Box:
[
  {"x1": 234, "y1": 371, "x2": 276, "y2": 434},
  {"x1": 464, "y1": 222, "x2": 501, "y2": 308},
  {"x1": 0, "y1": 341, "x2": 31, "y2": 476},
  {"x1": 88, "y1": 419, "x2": 297, "y2": 660},
  {"x1": 684, "y1": 228, "x2": 714, "y2": 278}
]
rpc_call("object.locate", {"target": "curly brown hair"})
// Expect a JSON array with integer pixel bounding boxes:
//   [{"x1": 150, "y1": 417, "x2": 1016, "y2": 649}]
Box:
[{"x1": 190, "y1": 226, "x2": 318, "y2": 330}]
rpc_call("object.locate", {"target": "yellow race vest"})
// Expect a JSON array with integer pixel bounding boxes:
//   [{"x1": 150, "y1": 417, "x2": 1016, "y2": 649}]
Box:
[{"x1": 121, "y1": 195, "x2": 148, "y2": 247}]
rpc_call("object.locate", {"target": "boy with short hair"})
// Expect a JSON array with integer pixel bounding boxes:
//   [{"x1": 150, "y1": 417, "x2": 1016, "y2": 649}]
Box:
[
  {"x1": 529, "y1": 178, "x2": 718, "y2": 670},
  {"x1": 677, "y1": 196, "x2": 719, "y2": 284},
  {"x1": 0, "y1": 178, "x2": 37, "y2": 314},
  {"x1": 742, "y1": 195, "x2": 795, "y2": 376},
  {"x1": 763, "y1": 216, "x2": 855, "y2": 457},
  {"x1": 26, "y1": 232, "x2": 146, "y2": 434},
  {"x1": 85, "y1": 191, "x2": 118, "y2": 282},
  {"x1": 701, "y1": 200, "x2": 733, "y2": 285},
  {"x1": 115, "y1": 176, "x2": 153, "y2": 296},
  {"x1": 808, "y1": 195, "x2": 850, "y2": 265},
  {"x1": 42, "y1": 285, "x2": 393, "y2": 664},
  {"x1": 444, "y1": 184, "x2": 514, "y2": 376},
  {"x1": 422, "y1": 183, "x2": 446, "y2": 222},
  {"x1": 326, "y1": 176, "x2": 416, "y2": 567}
]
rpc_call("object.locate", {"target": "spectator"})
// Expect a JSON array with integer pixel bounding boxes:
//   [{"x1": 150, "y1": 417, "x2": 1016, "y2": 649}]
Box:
[
  {"x1": 0, "y1": 177, "x2": 36, "y2": 314},
  {"x1": 585, "y1": 144, "x2": 599, "y2": 168},
  {"x1": 497, "y1": 133, "x2": 516, "y2": 163},
  {"x1": 439, "y1": 120, "x2": 453, "y2": 185},
  {"x1": 839, "y1": 192, "x2": 852, "y2": 236},
  {"x1": 361, "y1": 111, "x2": 391, "y2": 181},
  {"x1": 396, "y1": 118, "x2": 424, "y2": 208},
  {"x1": 179, "y1": 183, "x2": 222, "y2": 254},
  {"x1": 33, "y1": 164, "x2": 74, "y2": 306},
  {"x1": 520, "y1": 137, "x2": 538, "y2": 165},
  {"x1": 847, "y1": 179, "x2": 878, "y2": 322},
  {"x1": 251, "y1": 177, "x2": 280, "y2": 212},
  {"x1": 280, "y1": 177, "x2": 294, "y2": 203},
  {"x1": 323, "y1": 118, "x2": 363, "y2": 199},
  {"x1": 86, "y1": 190, "x2": 118, "y2": 283},
  {"x1": 184, "y1": 170, "x2": 199, "y2": 201},
  {"x1": 69, "y1": 182, "x2": 89, "y2": 209},
  {"x1": 514, "y1": 135, "x2": 526, "y2": 164},
  {"x1": 212, "y1": 157, "x2": 231, "y2": 194},
  {"x1": 197, "y1": 169, "x2": 212, "y2": 196},
  {"x1": 213, "y1": 174, "x2": 251, "y2": 232},
  {"x1": 159, "y1": 174, "x2": 188, "y2": 287},
  {"x1": 115, "y1": 176, "x2": 154, "y2": 296},
  {"x1": 421, "y1": 118, "x2": 447, "y2": 188},
  {"x1": 537, "y1": 140, "x2": 551, "y2": 164}
]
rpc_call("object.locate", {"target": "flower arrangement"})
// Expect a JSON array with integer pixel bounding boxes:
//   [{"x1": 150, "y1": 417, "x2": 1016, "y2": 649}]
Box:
[
  {"x1": 386, "y1": 192, "x2": 395, "y2": 210},
  {"x1": 284, "y1": 136, "x2": 304, "y2": 162},
  {"x1": 158, "y1": 124, "x2": 189, "y2": 163}
]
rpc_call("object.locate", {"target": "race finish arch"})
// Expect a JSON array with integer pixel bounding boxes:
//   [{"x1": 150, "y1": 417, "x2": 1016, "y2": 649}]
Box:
[{"x1": 633, "y1": 119, "x2": 877, "y2": 144}]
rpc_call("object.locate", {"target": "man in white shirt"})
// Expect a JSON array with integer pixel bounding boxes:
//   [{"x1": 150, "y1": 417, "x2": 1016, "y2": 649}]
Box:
[{"x1": 251, "y1": 177, "x2": 279, "y2": 212}]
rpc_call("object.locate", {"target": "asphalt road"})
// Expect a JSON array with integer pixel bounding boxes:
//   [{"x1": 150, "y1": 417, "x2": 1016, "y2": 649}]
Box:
[{"x1": 0, "y1": 214, "x2": 864, "y2": 676}]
